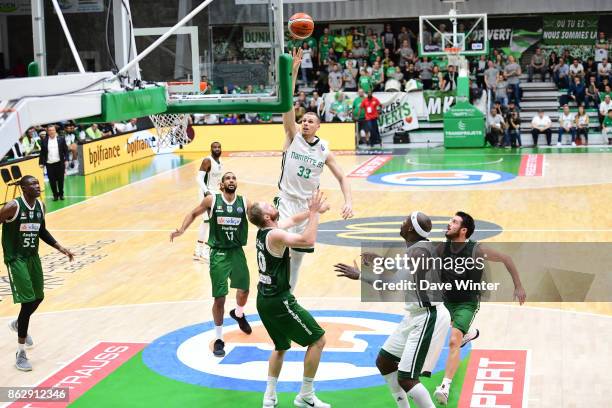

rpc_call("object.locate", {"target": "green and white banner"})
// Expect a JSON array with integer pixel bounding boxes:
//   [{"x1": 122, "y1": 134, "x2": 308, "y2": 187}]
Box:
[
  {"x1": 542, "y1": 15, "x2": 598, "y2": 45},
  {"x1": 423, "y1": 90, "x2": 456, "y2": 122}
]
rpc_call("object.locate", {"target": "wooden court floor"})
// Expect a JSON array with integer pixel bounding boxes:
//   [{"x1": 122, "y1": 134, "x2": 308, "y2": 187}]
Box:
[{"x1": 0, "y1": 148, "x2": 611, "y2": 407}]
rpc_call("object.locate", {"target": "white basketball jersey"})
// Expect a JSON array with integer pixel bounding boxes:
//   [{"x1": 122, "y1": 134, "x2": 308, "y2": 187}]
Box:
[
  {"x1": 278, "y1": 134, "x2": 330, "y2": 201},
  {"x1": 402, "y1": 241, "x2": 443, "y2": 310},
  {"x1": 203, "y1": 156, "x2": 223, "y2": 194}
]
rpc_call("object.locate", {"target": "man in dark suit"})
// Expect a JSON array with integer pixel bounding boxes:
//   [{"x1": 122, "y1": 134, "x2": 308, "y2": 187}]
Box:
[{"x1": 38, "y1": 124, "x2": 68, "y2": 201}]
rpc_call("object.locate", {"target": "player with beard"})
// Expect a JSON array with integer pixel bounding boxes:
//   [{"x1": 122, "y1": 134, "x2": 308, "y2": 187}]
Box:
[
  {"x1": 171, "y1": 172, "x2": 252, "y2": 357},
  {"x1": 433, "y1": 211, "x2": 527, "y2": 405}
]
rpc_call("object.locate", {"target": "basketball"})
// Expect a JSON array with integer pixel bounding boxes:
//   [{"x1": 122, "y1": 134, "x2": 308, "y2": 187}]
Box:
[{"x1": 288, "y1": 13, "x2": 314, "y2": 40}]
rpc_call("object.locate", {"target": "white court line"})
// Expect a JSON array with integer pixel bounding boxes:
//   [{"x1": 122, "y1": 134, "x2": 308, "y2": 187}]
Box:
[
  {"x1": 2, "y1": 298, "x2": 610, "y2": 320},
  {"x1": 405, "y1": 158, "x2": 504, "y2": 166}
]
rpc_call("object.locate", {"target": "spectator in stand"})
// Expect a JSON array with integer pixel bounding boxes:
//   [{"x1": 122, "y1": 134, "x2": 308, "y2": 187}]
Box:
[
  {"x1": 528, "y1": 47, "x2": 547, "y2": 82},
  {"x1": 599, "y1": 95, "x2": 612, "y2": 127},
  {"x1": 504, "y1": 55, "x2": 522, "y2": 108},
  {"x1": 352, "y1": 89, "x2": 367, "y2": 144},
  {"x1": 416, "y1": 56, "x2": 433, "y2": 90},
  {"x1": 561, "y1": 49, "x2": 573, "y2": 66},
  {"x1": 223, "y1": 114, "x2": 239, "y2": 125},
  {"x1": 558, "y1": 104, "x2": 577, "y2": 146},
  {"x1": 314, "y1": 70, "x2": 329, "y2": 95},
  {"x1": 494, "y1": 52, "x2": 505, "y2": 70},
  {"x1": 382, "y1": 48, "x2": 394, "y2": 69},
  {"x1": 39, "y1": 124, "x2": 68, "y2": 201},
  {"x1": 358, "y1": 68, "x2": 373, "y2": 94},
  {"x1": 553, "y1": 57, "x2": 570, "y2": 89},
  {"x1": 329, "y1": 92, "x2": 350, "y2": 122},
  {"x1": 597, "y1": 57, "x2": 611, "y2": 85},
  {"x1": 493, "y1": 100, "x2": 508, "y2": 117},
  {"x1": 367, "y1": 31, "x2": 383, "y2": 64},
  {"x1": 602, "y1": 109, "x2": 612, "y2": 145},
  {"x1": 396, "y1": 40, "x2": 414, "y2": 69},
  {"x1": 308, "y1": 91, "x2": 325, "y2": 118},
  {"x1": 443, "y1": 64, "x2": 458, "y2": 92},
  {"x1": 484, "y1": 60, "x2": 499, "y2": 107},
  {"x1": 296, "y1": 92, "x2": 308, "y2": 109},
  {"x1": 531, "y1": 110, "x2": 553, "y2": 146},
  {"x1": 575, "y1": 105, "x2": 590, "y2": 145},
  {"x1": 343, "y1": 60, "x2": 358, "y2": 92},
  {"x1": 403, "y1": 62, "x2": 418, "y2": 82},
  {"x1": 432, "y1": 65, "x2": 443, "y2": 91},
  {"x1": 602, "y1": 84, "x2": 612, "y2": 100},
  {"x1": 293, "y1": 101, "x2": 306, "y2": 122},
  {"x1": 569, "y1": 58, "x2": 585, "y2": 83},
  {"x1": 381, "y1": 24, "x2": 396, "y2": 52},
  {"x1": 113, "y1": 118, "x2": 137, "y2": 134},
  {"x1": 548, "y1": 51, "x2": 559, "y2": 83},
  {"x1": 473, "y1": 55, "x2": 487, "y2": 89},
  {"x1": 595, "y1": 32, "x2": 610, "y2": 64},
  {"x1": 21, "y1": 130, "x2": 41, "y2": 156},
  {"x1": 358, "y1": 91, "x2": 382, "y2": 147},
  {"x1": 568, "y1": 76, "x2": 586, "y2": 107},
  {"x1": 599, "y1": 77, "x2": 611, "y2": 94},
  {"x1": 398, "y1": 26, "x2": 417, "y2": 51},
  {"x1": 506, "y1": 109, "x2": 522, "y2": 148},
  {"x1": 328, "y1": 63, "x2": 344, "y2": 92},
  {"x1": 385, "y1": 61, "x2": 399, "y2": 82},
  {"x1": 486, "y1": 107, "x2": 506, "y2": 147},
  {"x1": 351, "y1": 40, "x2": 367, "y2": 64},
  {"x1": 101, "y1": 123, "x2": 114, "y2": 138},
  {"x1": 62, "y1": 122, "x2": 80, "y2": 171},
  {"x1": 584, "y1": 57, "x2": 597, "y2": 80},
  {"x1": 85, "y1": 123, "x2": 103, "y2": 140},
  {"x1": 371, "y1": 60, "x2": 385, "y2": 91},
  {"x1": 495, "y1": 72, "x2": 509, "y2": 107},
  {"x1": 585, "y1": 76, "x2": 601, "y2": 108},
  {"x1": 346, "y1": 27, "x2": 364, "y2": 52},
  {"x1": 318, "y1": 35, "x2": 332, "y2": 67},
  {"x1": 301, "y1": 42, "x2": 314, "y2": 84},
  {"x1": 333, "y1": 31, "x2": 347, "y2": 56}
]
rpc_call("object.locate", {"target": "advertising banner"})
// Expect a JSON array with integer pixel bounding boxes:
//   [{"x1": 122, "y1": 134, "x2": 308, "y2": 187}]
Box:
[
  {"x1": 542, "y1": 15, "x2": 598, "y2": 45},
  {"x1": 243, "y1": 26, "x2": 272, "y2": 49}
]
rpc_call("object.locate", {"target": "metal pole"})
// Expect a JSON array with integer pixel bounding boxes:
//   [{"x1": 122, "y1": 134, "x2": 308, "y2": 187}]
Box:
[
  {"x1": 31, "y1": 0, "x2": 46, "y2": 76},
  {"x1": 50, "y1": 0, "x2": 85, "y2": 73},
  {"x1": 116, "y1": 0, "x2": 215, "y2": 77}
]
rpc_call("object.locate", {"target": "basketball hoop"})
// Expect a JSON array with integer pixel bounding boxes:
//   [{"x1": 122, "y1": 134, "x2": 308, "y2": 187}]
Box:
[
  {"x1": 166, "y1": 81, "x2": 208, "y2": 94},
  {"x1": 444, "y1": 47, "x2": 468, "y2": 75},
  {"x1": 444, "y1": 47, "x2": 461, "y2": 54},
  {"x1": 149, "y1": 113, "x2": 192, "y2": 150}
]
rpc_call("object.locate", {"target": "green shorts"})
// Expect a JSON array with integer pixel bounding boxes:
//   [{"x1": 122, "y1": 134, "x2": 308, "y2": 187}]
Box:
[
  {"x1": 6, "y1": 255, "x2": 44, "y2": 304},
  {"x1": 444, "y1": 300, "x2": 480, "y2": 335},
  {"x1": 209, "y1": 247, "x2": 250, "y2": 298},
  {"x1": 256, "y1": 292, "x2": 325, "y2": 351}
]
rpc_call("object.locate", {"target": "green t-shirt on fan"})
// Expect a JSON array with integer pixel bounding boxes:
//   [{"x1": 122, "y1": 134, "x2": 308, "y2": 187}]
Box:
[
  {"x1": 352, "y1": 97, "x2": 365, "y2": 120},
  {"x1": 359, "y1": 76, "x2": 373, "y2": 93}
]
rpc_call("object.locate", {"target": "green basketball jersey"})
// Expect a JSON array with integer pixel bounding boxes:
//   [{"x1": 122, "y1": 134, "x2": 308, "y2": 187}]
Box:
[
  {"x1": 256, "y1": 228, "x2": 291, "y2": 297},
  {"x1": 441, "y1": 240, "x2": 482, "y2": 302},
  {"x1": 207, "y1": 194, "x2": 248, "y2": 249},
  {"x1": 2, "y1": 197, "x2": 44, "y2": 262}
]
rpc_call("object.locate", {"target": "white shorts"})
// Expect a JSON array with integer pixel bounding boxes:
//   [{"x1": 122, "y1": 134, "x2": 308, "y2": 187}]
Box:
[
  {"x1": 274, "y1": 195, "x2": 313, "y2": 252},
  {"x1": 381, "y1": 304, "x2": 450, "y2": 379}
]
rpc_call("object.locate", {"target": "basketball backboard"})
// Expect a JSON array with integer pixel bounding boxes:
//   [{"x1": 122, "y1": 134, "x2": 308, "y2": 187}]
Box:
[{"x1": 419, "y1": 12, "x2": 488, "y2": 57}]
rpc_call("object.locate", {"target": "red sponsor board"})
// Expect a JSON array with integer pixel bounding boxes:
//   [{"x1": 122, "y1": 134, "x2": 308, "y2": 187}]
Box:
[
  {"x1": 348, "y1": 155, "x2": 392, "y2": 178},
  {"x1": 458, "y1": 349, "x2": 530, "y2": 408},
  {"x1": 9, "y1": 342, "x2": 146, "y2": 408},
  {"x1": 518, "y1": 154, "x2": 543, "y2": 177}
]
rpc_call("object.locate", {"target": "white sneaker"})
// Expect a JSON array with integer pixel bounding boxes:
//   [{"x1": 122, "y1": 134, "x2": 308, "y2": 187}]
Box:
[
  {"x1": 294, "y1": 393, "x2": 331, "y2": 408},
  {"x1": 263, "y1": 394, "x2": 278, "y2": 407},
  {"x1": 434, "y1": 385, "x2": 449, "y2": 406},
  {"x1": 571, "y1": 142, "x2": 576, "y2": 146},
  {"x1": 461, "y1": 327, "x2": 480, "y2": 348},
  {"x1": 9, "y1": 320, "x2": 33, "y2": 348},
  {"x1": 556, "y1": 142, "x2": 562, "y2": 146}
]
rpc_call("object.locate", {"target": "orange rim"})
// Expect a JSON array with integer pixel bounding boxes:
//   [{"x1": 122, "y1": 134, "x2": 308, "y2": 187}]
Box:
[{"x1": 167, "y1": 81, "x2": 208, "y2": 92}]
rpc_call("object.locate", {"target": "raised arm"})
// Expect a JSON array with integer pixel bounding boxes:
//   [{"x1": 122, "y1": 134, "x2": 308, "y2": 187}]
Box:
[
  {"x1": 477, "y1": 245, "x2": 526, "y2": 304},
  {"x1": 282, "y1": 48, "x2": 303, "y2": 150},
  {"x1": 325, "y1": 152, "x2": 353, "y2": 219},
  {"x1": 278, "y1": 201, "x2": 330, "y2": 230},
  {"x1": 170, "y1": 195, "x2": 214, "y2": 241},
  {"x1": 197, "y1": 158, "x2": 212, "y2": 195}
]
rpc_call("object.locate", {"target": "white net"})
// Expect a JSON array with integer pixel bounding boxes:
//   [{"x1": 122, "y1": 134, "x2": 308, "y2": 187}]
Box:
[{"x1": 148, "y1": 113, "x2": 191, "y2": 150}]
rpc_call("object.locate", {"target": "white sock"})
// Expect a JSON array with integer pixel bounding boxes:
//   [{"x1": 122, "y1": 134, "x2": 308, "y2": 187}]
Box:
[
  {"x1": 215, "y1": 325, "x2": 223, "y2": 341},
  {"x1": 264, "y1": 376, "x2": 278, "y2": 398},
  {"x1": 407, "y1": 383, "x2": 435, "y2": 408},
  {"x1": 299, "y1": 376, "x2": 314, "y2": 396},
  {"x1": 289, "y1": 250, "x2": 305, "y2": 293},
  {"x1": 198, "y1": 222, "x2": 209, "y2": 242},
  {"x1": 235, "y1": 305, "x2": 244, "y2": 318},
  {"x1": 442, "y1": 377, "x2": 452, "y2": 388},
  {"x1": 383, "y1": 372, "x2": 409, "y2": 407},
  {"x1": 17, "y1": 343, "x2": 25, "y2": 352}
]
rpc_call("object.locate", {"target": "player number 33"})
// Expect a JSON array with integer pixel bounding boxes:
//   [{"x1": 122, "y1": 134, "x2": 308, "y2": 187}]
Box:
[{"x1": 297, "y1": 166, "x2": 311, "y2": 179}]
